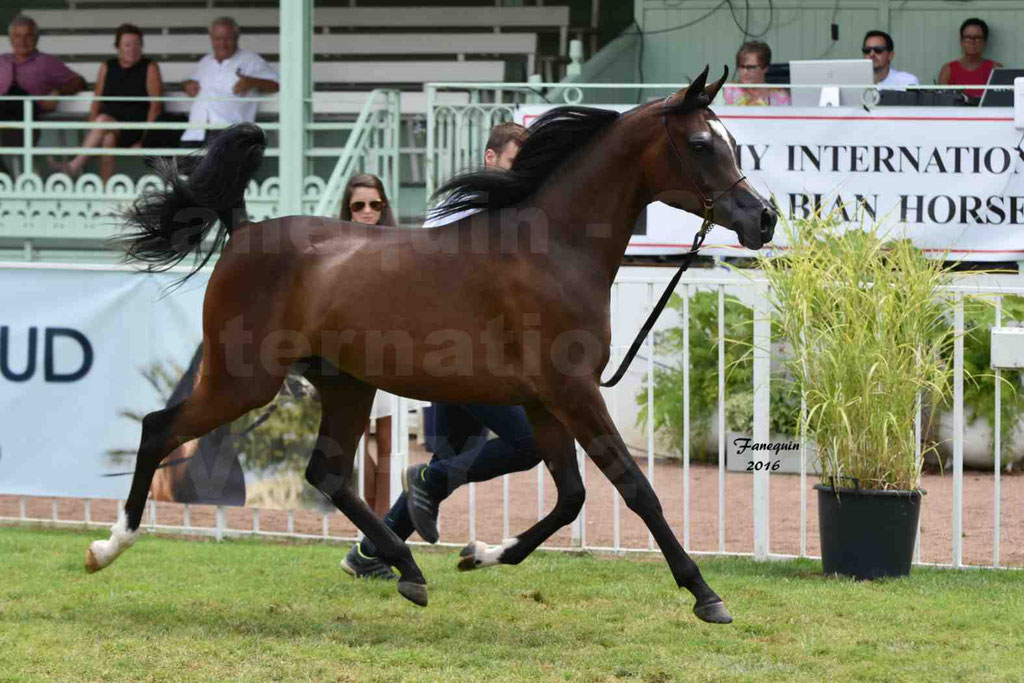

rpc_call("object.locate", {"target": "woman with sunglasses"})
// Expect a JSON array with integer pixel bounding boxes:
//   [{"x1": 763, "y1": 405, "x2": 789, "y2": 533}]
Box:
[
  {"x1": 723, "y1": 41, "x2": 789, "y2": 106},
  {"x1": 339, "y1": 173, "x2": 398, "y2": 518},
  {"x1": 939, "y1": 18, "x2": 1001, "y2": 102}
]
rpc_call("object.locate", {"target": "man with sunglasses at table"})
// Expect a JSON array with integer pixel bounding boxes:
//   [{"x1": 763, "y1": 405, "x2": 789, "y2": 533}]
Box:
[{"x1": 862, "y1": 30, "x2": 919, "y2": 90}]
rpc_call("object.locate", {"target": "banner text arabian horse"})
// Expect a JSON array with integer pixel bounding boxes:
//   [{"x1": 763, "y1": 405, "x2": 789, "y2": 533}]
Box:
[{"x1": 86, "y1": 67, "x2": 776, "y2": 624}]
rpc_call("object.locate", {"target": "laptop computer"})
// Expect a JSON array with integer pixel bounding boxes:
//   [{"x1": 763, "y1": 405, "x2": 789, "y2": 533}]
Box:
[
  {"x1": 789, "y1": 59, "x2": 873, "y2": 107},
  {"x1": 979, "y1": 68, "x2": 1024, "y2": 107}
]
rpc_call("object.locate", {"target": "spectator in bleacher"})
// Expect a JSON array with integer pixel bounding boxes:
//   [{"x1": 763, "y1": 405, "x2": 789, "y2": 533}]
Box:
[
  {"x1": 53, "y1": 23, "x2": 163, "y2": 181},
  {"x1": 0, "y1": 14, "x2": 86, "y2": 166},
  {"x1": 339, "y1": 173, "x2": 399, "y2": 518},
  {"x1": 180, "y1": 17, "x2": 278, "y2": 147},
  {"x1": 938, "y1": 18, "x2": 1001, "y2": 101},
  {"x1": 862, "y1": 31, "x2": 919, "y2": 90},
  {"x1": 723, "y1": 41, "x2": 789, "y2": 106}
]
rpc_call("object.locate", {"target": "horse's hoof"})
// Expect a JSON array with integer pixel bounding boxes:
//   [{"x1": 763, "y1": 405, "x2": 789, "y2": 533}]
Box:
[
  {"x1": 457, "y1": 541, "x2": 487, "y2": 571},
  {"x1": 693, "y1": 600, "x2": 733, "y2": 624},
  {"x1": 84, "y1": 547, "x2": 102, "y2": 573},
  {"x1": 397, "y1": 580, "x2": 428, "y2": 607}
]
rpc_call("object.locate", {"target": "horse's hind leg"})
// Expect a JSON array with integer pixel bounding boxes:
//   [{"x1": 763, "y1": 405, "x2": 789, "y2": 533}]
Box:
[
  {"x1": 456, "y1": 402, "x2": 584, "y2": 570},
  {"x1": 85, "y1": 353, "x2": 282, "y2": 573},
  {"x1": 303, "y1": 368, "x2": 428, "y2": 607}
]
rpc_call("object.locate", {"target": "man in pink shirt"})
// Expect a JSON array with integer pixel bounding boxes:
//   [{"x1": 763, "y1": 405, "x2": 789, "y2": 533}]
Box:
[{"x1": 0, "y1": 15, "x2": 86, "y2": 158}]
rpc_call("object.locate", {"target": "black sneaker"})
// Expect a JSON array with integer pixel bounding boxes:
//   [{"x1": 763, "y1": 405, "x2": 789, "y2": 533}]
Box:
[
  {"x1": 341, "y1": 542, "x2": 397, "y2": 580},
  {"x1": 403, "y1": 463, "x2": 441, "y2": 544}
]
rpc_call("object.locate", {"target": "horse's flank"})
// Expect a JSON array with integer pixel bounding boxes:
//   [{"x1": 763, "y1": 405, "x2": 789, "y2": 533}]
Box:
[{"x1": 208, "y1": 209, "x2": 612, "y2": 406}]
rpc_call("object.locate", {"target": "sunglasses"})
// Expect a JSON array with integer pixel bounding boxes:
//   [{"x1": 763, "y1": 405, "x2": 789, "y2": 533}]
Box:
[
  {"x1": 350, "y1": 200, "x2": 385, "y2": 212},
  {"x1": 861, "y1": 46, "x2": 889, "y2": 55}
]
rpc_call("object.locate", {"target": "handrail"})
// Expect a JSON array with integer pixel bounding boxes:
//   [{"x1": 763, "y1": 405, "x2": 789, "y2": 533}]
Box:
[
  {"x1": 0, "y1": 91, "x2": 379, "y2": 177},
  {"x1": 426, "y1": 81, "x2": 1015, "y2": 91},
  {"x1": 314, "y1": 88, "x2": 400, "y2": 218},
  {"x1": 0, "y1": 89, "x2": 401, "y2": 261},
  {"x1": 424, "y1": 80, "x2": 1018, "y2": 197}
]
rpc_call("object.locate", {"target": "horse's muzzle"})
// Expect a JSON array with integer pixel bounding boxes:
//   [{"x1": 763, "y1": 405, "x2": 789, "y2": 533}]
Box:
[
  {"x1": 732, "y1": 205, "x2": 776, "y2": 250},
  {"x1": 719, "y1": 183, "x2": 776, "y2": 251}
]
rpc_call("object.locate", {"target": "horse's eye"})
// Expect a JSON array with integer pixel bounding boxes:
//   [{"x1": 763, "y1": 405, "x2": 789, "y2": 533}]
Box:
[{"x1": 690, "y1": 139, "x2": 711, "y2": 154}]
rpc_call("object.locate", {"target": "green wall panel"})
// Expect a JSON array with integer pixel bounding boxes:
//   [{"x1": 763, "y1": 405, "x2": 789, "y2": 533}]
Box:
[{"x1": 636, "y1": 1, "x2": 1021, "y2": 87}]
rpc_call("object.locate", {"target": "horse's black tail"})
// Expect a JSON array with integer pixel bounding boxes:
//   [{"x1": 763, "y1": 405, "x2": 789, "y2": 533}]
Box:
[{"x1": 119, "y1": 123, "x2": 267, "y2": 282}]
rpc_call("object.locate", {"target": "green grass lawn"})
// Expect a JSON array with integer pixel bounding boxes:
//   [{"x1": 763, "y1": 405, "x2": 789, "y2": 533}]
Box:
[{"x1": 1, "y1": 526, "x2": 1022, "y2": 682}]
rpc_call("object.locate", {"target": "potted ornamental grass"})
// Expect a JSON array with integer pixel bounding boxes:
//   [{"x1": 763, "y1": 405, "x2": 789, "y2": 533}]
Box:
[{"x1": 759, "y1": 212, "x2": 958, "y2": 580}]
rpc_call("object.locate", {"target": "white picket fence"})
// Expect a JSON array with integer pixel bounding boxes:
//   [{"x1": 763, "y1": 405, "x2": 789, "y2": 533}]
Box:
[{"x1": 4, "y1": 269, "x2": 1023, "y2": 570}]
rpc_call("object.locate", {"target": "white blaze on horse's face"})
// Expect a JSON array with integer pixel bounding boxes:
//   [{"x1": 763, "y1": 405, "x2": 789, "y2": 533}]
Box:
[{"x1": 707, "y1": 119, "x2": 737, "y2": 157}]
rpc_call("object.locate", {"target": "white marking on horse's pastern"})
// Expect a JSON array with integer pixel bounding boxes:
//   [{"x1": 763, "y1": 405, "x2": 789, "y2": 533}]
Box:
[
  {"x1": 86, "y1": 516, "x2": 139, "y2": 571},
  {"x1": 474, "y1": 538, "x2": 518, "y2": 567}
]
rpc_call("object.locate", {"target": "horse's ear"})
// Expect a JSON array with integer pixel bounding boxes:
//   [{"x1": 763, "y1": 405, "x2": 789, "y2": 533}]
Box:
[
  {"x1": 665, "y1": 65, "x2": 712, "y2": 112},
  {"x1": 704, "y1": 66, "x2": 730, "y2": 103},
  {"x1": 682, "y1": 65, "x2": 711, "y2": 106}
]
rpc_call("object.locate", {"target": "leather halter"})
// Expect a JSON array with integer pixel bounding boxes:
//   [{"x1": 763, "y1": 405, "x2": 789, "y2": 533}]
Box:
[{"x1": 600, "y1": 101, "x2": 748, "y2": 388}]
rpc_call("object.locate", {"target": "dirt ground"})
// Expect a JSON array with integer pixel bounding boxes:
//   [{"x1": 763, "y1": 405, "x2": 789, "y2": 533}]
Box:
[{"x1": 3, "y1": 441, "x2": 1022, "y2": 568}]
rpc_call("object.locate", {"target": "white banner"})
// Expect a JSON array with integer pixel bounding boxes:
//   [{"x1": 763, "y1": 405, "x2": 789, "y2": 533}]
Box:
[
  {"x1": 516, "y1": 105, "x2": 1024, "y2": 260},
  {"x1": 0, "y1": 265, "x2": 203, "y2": 498}
]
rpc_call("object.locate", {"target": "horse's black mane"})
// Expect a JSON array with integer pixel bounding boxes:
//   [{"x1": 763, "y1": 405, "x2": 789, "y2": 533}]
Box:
[
  {"x1": 431, "y1": 95, "x2": 711, "y2": 219},
  {"x1": 431, "y1": 106, "x2": 621, "y2": 219}
]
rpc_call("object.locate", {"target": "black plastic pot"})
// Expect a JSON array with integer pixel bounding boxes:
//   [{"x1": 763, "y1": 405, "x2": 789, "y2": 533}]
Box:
[{"x1": 815, "y1": 483, "x2": 924, "y2": 580}]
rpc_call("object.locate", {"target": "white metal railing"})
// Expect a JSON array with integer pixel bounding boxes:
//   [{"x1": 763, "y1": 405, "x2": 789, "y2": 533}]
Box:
[
  {"x1": 423, "y1": 80, "x2": 1016, "y2": 199},
  {"x1": 0, "y1": 92, "x2": 401, "y2": 172},
  {"x1": 4, "y1": 268, "x2": 1021, "y2": 569},
  {"x1": 0, "y1": 94, "x2": 279, "y2": 175},
  {"x1": 0, "y1": 90, "x2": 401, "y2": 256}
]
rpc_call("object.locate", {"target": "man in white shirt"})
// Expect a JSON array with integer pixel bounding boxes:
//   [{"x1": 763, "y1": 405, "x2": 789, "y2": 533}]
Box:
[
  {"x1": 181, "y1": 17, "x2": 279, "y2": 145},
  {"x1": 862, "y1": 30, "x2": 919, "y2": 90}
]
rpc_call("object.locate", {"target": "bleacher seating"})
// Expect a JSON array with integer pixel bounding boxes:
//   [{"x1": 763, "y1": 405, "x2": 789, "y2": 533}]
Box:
[
  {"x1": 30, "y1": 6, "x2": 568, "y2": 49},
  {"x1": 13, "y1": 2, "x2": 575, "y2": 222},
  {"x1": 26, "y1": 4, "x2": 569, "y2": 114}
]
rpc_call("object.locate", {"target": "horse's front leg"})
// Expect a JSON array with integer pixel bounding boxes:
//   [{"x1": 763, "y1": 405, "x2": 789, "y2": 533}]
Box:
[{"x1": 559, "y1": 382, "x2": 732, "y2": 624}]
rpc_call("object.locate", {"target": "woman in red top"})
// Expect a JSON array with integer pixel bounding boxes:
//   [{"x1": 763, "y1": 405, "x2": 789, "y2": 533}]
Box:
[{"x1": 938, "y1": 18, "x2": 1001, "y2": 100}]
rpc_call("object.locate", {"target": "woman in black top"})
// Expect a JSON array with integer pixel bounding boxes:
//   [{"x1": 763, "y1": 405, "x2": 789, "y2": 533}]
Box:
[{"x1": 54, "y1": 24, "x2": 162, "y2": 181}]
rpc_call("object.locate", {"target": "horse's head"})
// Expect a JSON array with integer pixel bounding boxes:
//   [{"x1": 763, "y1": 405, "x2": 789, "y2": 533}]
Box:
[{"x1": 647, "y1": 66, "x2": 776, "y2": 250}]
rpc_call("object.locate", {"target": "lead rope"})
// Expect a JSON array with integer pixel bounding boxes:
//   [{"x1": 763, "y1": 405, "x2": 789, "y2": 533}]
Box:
[{"x1": 600, "y1": 212, "x2": 712, "y2": 388}]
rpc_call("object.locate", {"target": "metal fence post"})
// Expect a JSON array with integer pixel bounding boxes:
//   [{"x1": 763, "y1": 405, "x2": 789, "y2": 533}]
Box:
[
  {"x1": 646, "y1": 283, "x2": 655, "y2": 550},
  {"x1": 278, "y1": 0, "x2": 311, "y2": 215},
  {"x1": 215, "y1": 506, "x2": 225, "y2": 542},
  {"x1": 752, "y1": 281, "x2": 771, "y2": 560},
  {"x1": 952, "y1": 292, "x2": 964, "y2": 567},
  {"x1": 22, "y1": 98, "x2": 33, "y2": 176},
  {"x1": 425, "y1": 84, "x2": 437, "y2": 199}
]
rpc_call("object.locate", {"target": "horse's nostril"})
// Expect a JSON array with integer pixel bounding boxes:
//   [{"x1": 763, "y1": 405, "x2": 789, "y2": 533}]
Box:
[{"x1": 760, "y1": 208, "x2": 777, "y2": 239}]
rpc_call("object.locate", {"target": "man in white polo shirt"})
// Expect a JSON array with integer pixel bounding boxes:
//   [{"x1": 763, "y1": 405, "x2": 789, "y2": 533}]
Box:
[
  {"x1": 181, "y1": 16, "x2": 278, "y2": 146},
  {"x1": 862, "y1": 30, "x2": 919, "y2": 91}
]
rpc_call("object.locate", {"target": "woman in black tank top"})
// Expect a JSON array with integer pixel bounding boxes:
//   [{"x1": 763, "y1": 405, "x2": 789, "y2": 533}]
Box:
[{"x1": 52, "y1": 23, "x2": 162, "y2": 181}]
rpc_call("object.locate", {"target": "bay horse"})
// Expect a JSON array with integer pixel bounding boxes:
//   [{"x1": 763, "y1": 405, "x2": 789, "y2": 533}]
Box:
[{"x1": 85, "y1": 66, "x2": 776, "y2": 624}]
